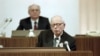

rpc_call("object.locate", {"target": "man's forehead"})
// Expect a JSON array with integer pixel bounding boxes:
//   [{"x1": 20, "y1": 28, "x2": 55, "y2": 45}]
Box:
[
  {"x1": 30, "y1": 6, "x2": 39, "y2": 9},
  {"x1": 29, "y1": 4, "x2": 40, "y2": 10},
  {"x1": 51, "y1": 16, "x2": 64, "y2": 23},
  {"x1": 51, "y1": 20, "x2": 63, "y2": 24}
]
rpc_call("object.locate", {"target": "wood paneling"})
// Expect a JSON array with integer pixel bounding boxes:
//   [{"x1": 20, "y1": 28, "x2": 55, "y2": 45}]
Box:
[
  {"x1": 0, "y1": 37, "x2": 37, "y2": 47},
  {"x1": 0, "y1": 36, "x2": 99, "y2": 56},
  {"x1": 75, "y1": 35, "x2": 100, "y2": 56},
  {"x1": 0, "y1": 48, "x2": 93, "y2": 56}
]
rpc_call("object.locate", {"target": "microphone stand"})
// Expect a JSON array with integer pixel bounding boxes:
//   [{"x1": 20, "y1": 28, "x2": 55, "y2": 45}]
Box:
[
  {"x1": 0, "y1": 18, "x2": 8, "y2": 28},
  {"x1": 0, "y1": 18, "x2": 12, "y2": 37},
  {"x1": 64, "y1": 41, "x2": 71, "y2": 52}
]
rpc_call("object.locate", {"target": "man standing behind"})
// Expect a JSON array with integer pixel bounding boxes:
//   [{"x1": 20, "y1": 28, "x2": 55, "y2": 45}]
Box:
[
  {"x1": 17, "y1": 4, "x2": 50, "y2": 30},
  {"x1": 37, "y1": 15, "x2": 76, "y2": 51}
]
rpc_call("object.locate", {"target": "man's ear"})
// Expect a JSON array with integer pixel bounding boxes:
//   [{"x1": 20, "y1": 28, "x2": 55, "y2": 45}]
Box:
[
  {"x1": 63, "y1": 24, "x2": 66, "y2": 29},
  {"x1": 64, "y1": 23, "x2": 66, "y2": 26}
]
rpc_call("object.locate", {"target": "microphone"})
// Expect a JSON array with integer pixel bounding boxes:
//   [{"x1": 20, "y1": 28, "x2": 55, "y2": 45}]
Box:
[
  {"x1": 64, "y1": 41, "x2": 71, "y2": 51},
  {"x1": 8, "y1": 18, "x2": 12, "y2": 22},
  {"x1": 27, "y1": 29, "x2": 36, "y2": 37},
  {"x1": 0, "y1": 18, "x2": 9, "y2": 28},
  {"x1": 0, "y1": 18, "x2": 12, "y2": 37},
  {"x1": 2, "y1": 18, "x2": 12, "y2": 29}
]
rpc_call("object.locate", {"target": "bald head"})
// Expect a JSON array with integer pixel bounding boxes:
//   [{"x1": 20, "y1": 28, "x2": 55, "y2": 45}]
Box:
[
  {"x1": 51, "y1": 15, "x2": 65, "y2": 24},
  {"x1": 50, "y1": 15, "x2": 65, "y2": 37}
]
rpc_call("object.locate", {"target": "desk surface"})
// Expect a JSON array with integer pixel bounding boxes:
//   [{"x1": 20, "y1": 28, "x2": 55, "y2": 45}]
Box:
[
  {"x1": 0, "y1": 48, "x2": 93, "y2": 56},
  {"x1": 0, "y1": 47, "x2": 66, "y2": 52}
]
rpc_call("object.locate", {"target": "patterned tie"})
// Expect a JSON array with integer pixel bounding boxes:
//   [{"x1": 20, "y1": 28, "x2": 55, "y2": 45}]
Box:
[
  {"x1": 53, "y1": 38, "x2": 59, "y2": 47},
  {"x1": 34, "y1": 21, "x2": 37, "y2": 30}
]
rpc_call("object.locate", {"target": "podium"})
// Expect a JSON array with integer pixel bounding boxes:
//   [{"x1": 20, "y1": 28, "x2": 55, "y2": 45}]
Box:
[
  {"x1": 0, "y1": 36, "x2": 99, "y2": 56},
  {"x1": 0, "y1": 47, "x2": 93, "y2": 56}
]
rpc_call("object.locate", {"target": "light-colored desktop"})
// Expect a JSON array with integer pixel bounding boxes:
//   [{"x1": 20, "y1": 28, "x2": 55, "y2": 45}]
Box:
[{"x1": 12, "y1": 30, "x2": 44, "y2": 37}]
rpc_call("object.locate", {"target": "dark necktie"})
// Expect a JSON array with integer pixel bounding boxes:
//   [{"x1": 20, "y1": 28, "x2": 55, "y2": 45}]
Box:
[
  {"x1": 34, "y1": 21, "x2": 37, "y2": 30},
  {"x1": 53, "y1": 38, "x2": 59, "y2": 47}
]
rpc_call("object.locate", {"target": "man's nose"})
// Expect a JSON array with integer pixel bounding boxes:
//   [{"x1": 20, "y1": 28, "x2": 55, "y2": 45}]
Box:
[{"x1": 54, "y1": 25, "x2": 57, "y2": 29}]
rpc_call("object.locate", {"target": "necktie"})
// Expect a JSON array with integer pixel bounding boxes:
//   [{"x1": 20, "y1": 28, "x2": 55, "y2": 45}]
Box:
[
  {"x1": 53, "y1": 38, "x2": 59, "y2": 47},
  {"x1": 34, "y1": 21, "x2": 37, "y2": 30}
]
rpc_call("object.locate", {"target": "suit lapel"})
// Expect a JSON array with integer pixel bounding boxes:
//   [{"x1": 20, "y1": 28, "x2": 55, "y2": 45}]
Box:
[
  {"x1": 38, "y1": 17, "x2": 41, "y2": 29},
  {"x1": 46, "y1": 30, "x2": 54, "y2": 47},
  {"x1": 60, "y1": 31, "x2": 66, "y2": 43},
  {"x1": 26, "y1": 17, "x2": 32, "y2": 29}
]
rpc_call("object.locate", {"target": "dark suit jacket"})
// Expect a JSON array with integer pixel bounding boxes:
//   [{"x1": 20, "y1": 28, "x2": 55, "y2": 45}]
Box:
[
  {"x1": 17, "y1": 16, "x2": 50, "y2": 30},
  {"x1": 37, "y1": 30, "x2": 76, "y2": 51}
]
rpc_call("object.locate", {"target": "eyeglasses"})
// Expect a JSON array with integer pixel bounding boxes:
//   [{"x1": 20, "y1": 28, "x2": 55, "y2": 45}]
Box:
[
  {"x1": 51, "y1": 23, "x2": 64, "y2": 27},
  {"x1": 30, "y1": 9, "x2": 40, "y2": 12}
]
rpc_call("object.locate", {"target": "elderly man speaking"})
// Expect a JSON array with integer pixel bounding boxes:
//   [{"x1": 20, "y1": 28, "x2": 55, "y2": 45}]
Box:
[{"x1": 37, "y1": 15, "x2": 76, "y2": 51}]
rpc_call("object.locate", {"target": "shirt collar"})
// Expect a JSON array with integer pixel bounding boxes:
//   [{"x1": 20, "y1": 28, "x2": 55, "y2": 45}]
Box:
[
  {"x1": 54, "y1": 35, "x2": 61, "y2": 41},
  {"x1": 30, "y1": 18, "x2": 39, "y2": 29},
  {"x1": 30, "y1": 18, "x2": 39, "y2": 23},
  {"x1": 53, "y1": 31, "x2": 63, "y2": 40}
]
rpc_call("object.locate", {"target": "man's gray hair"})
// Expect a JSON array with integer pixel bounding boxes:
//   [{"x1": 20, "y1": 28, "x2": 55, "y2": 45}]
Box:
[
  {"x1": 51, "y1": 15, "x2": 65, "y2": 24},
  {"x1": 28, "y1": 4, "x2": 40, "y2": 11}
]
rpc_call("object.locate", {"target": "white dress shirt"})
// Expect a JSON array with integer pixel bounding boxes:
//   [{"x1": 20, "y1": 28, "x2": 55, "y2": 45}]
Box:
[
  {"x1": 30, "y1": 18, "x2": 39, "y2": 30},
  {"x1": 54, "y1": 35, "x2": 61, "y2": 47}
]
